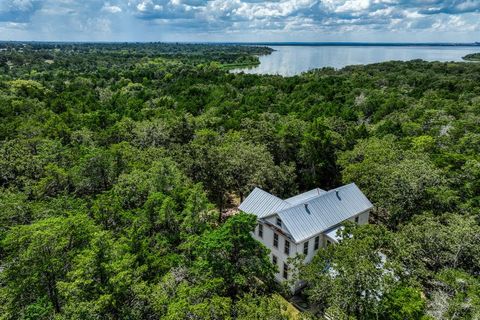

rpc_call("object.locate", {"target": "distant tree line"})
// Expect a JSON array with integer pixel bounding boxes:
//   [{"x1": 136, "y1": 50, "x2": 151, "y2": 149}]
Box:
[{"x1": 0, "y1": 42, "x2": 479, "y2": 319}]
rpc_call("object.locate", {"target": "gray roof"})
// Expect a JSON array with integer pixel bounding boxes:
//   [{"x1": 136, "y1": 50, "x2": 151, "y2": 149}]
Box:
[
  {"x1": 238, "y1": 187, "x2": 291, "y2": 218},
  {"x1": 325, "y1": 225, "x2": 344, "y2": 243},
  {"x1": 284, "y1": 188, "x2": 326, "y2": 205},
  {"x1": 239, "y1": 183, "x2": 373, "y2": 243}
]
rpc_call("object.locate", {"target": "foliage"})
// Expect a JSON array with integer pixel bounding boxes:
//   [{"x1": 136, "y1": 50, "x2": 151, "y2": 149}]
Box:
[{"x1": 1, "y1": 42, "x2": 480, "y2": 319}]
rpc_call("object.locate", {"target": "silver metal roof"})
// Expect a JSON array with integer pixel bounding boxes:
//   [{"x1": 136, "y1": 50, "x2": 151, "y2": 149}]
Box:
[
  {"x1": 239, "y1": 183, "x2": 373, "y2": 243},
  {"x1": 284, "y1": 188, "x2": 326, "y2": 205},
  {"x1": 238, "y1": 187, "x2": 291, "y2": 218},
  {"x1": 277, "y1": 183, "x2": 373, "y2": 243},
  {"x1": 325, "y1": 225, "x2": 344, "y2": 243}
]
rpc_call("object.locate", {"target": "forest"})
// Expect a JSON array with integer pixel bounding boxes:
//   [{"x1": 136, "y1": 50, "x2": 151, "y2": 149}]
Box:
[
  {"x1": 0, "y1": 42, "x2": 479, "y2": 320},
  {"x1": 463, "y1": 53, "x2": 480, "y2": 61}
]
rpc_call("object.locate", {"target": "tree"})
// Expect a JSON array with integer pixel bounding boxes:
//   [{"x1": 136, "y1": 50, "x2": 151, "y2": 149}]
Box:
[
  {"x1": 183, "y1": 130, "x2": 296, "y2": 215},
  {"x1": 299, "y1": 117, "x2": 344, "y2": 189},
  {"x1": 0, "y1": 214, "x2": 96, "y2": 317},
  {"x1": 72, "y1": 147, "x2": 115, "y2": 196},
  {"x1": 194, "y1": 213, "x2": 276, "y2": 299},
  {"x1": 300, "y1": 223, "x2": 398, "y2": 319},
  {"x1": 427, "y1": 269, "x2": 480, "y2": 320},
  {"x1": 380, "y1": 286, "x2": 426, "y2": 320},
  {"x1": 396, "y1": 214, "x2": 480, "y2": 278},
  {"x1": 58, "y1": 231, "x2": 153, "y2": 319},
  {"x1": 235, "y1": 294, "x2": 289, "y2": 320},
  {"x1": 339, "y1": 136, "x2": 450, "y2": 227}
]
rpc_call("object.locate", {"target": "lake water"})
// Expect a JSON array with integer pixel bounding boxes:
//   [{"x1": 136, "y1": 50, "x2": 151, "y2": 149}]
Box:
[{"x1": 231, "y1": 45, "x2": 480, "y2": 76}]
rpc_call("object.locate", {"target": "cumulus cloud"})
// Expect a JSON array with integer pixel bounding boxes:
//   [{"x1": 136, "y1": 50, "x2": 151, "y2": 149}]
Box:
[
  {"x1": 0, "y1": 0, "x2": 479, "y2": 40},
  {"x1": 0, "y1": 0, "x2": 43, "y2": 22}
]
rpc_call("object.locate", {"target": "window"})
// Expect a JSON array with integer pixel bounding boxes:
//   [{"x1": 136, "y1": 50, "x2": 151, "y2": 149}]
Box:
[
  {"x1": 272, "y1": 255, "x2": 278, "y2": 266},
  {"x1": 273, "y1": 233, "x2": 279, "y2": 248},
  {"x1": 355, "y1": 216, "x2": 359, "y2": 224},
  {"x1": 276, "y1": 217, "x2": 282, "y2": 227},
  {"x1": 303, "y1": 241, "x2": 309, "y2": 255},
  {"x1": 283, "y1": 263, "x2": 288, "y2": 279},
  {"x1": 284, "y1": 240, "x2": 290, "y2": 255},
  {"x1": 314, "y1": 236, "x2": 320, "y2": 250},
  {"x1": 326, "y1": 239, "x2": 332, "y2": 246},
  {"x1": 258, "y1": 224, "x2": 263, "y2": 238}
]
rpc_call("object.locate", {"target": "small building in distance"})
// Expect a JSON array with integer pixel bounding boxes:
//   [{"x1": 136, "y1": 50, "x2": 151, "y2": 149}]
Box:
[{"x1": 238, "y1": 183, "x2": 373, "y2": 290}]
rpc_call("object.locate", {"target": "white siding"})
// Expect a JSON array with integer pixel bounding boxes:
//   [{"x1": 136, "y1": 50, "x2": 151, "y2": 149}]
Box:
[
  {"x1": 253, "y1": 222, "x2": 296, "y2": 282},
  {"x1": 296, "y1": 234, "x2": 324, "y2": 264},
  {"x1": 252, "y1": 209, "x2": 371, "y2": 290},
  {"x1": 348, "y1": 210, "x2": 370, "y2": 225}
]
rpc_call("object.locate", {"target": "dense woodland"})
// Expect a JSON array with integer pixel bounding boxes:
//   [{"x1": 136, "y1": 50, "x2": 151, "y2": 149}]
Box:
[
  {"x1": 0, "y1": 42, "x2": 479, "y2": 320},
  {"x1": 463, "y1": 53, "x2": 480, "y2": 61}
]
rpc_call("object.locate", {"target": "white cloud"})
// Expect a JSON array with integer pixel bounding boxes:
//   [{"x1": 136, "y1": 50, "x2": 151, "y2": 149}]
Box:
[
  {"x1": 1, "y1": 0, "x2": 479, "y2": 41},
  {"x1": 336, "y1": 0, "x2": 371, "y2": 13},
  {"x1": 102, "y1": 4, "x2": 122, "y2": 13}
]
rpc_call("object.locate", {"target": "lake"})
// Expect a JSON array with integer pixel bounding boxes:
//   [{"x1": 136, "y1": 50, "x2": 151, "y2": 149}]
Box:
[{"x1": 231, "y1": 45, "x2": 480, "y2": 76}]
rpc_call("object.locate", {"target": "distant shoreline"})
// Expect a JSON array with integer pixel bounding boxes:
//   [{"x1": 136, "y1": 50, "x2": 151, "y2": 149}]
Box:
[
  {"x1": 0, "y1": 40, "x2": 479, "y2": 47},
  {"x1": 227, "y1": 42, "x2": 480, "y2": 47}
]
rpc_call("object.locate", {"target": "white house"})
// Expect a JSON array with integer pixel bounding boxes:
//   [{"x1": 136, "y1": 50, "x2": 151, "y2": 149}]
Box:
[{"x1": 238, "y1": 183, "x2": 373, "y2": 290}]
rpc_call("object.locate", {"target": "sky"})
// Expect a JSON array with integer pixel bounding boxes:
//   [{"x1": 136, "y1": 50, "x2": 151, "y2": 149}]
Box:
[{"x1": 0, "y1": 0, "x2": 479, "y2": 42}]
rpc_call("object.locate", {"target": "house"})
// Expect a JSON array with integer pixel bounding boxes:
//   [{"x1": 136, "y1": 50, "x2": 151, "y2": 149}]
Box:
[{"x1": 238, "y1": 183, "x2": 373, "y2": 290}]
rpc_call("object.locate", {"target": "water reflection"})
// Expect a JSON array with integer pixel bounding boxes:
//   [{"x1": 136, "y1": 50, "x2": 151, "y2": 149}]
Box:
[{"x1": 231, "y1": 45, "x2": 480, "y2": 76}]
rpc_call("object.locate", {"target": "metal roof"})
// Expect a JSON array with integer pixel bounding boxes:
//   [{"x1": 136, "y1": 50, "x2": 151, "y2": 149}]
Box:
[
  {"x1": 325, "y1": 225, "x2": 344, "y2": 243},
  {"x1": 238, "y1": 187, "x2": 291, "y2": 218},
  {"x1": 277, "y1": 183, "x2": 373, "y2": 243},
  {"x1": 284, "y1": 188, "x2": 326, "y2": 205},
  {"x1": 238, "y1": 183, "x2": 373, "y2": 243}
]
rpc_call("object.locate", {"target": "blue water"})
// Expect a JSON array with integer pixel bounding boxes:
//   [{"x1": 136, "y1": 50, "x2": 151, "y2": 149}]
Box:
[{"x1": 231, "y1": 45, "x2": 480, "y2": 76}]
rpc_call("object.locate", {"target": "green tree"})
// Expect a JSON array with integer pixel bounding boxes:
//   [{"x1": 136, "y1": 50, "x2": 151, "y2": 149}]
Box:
[
  {"x1": 194, "y1": 213, "x2": 276, "y2": 299},
  {"x1": 0, "y1": 215, "x2": 96, "y2": 317},
  {"x1": 380, "y1": 286, "x2": 426, "y2": 320},
  {"x1": 301, "y1": 223, "x2": 397, "y2": 319},
  {"x1": 339, "y1": 136, "x2": 450, "y2": 227}
]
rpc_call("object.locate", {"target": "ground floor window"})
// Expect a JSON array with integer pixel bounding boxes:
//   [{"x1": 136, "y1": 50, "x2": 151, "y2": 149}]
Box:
[
  {"x1": 272, "y1": 255, "x2": 277, "y2": 266},
  {"x1": 283, "y1": 263, "x2": 288, "y2": 279}
]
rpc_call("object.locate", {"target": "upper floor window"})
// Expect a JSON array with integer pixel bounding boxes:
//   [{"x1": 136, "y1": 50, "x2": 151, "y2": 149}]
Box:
[
  {"x1": 284, "y1": 240, "x2": 290, "y2": 255},
  {"x1": 258, "y1": 224, "x2": 263, "y2": 238},
  {"x1": 314, "y1": 236, "x2": 320, "y2": 250},
  {"x1": 276, "y1": 217, "x2": 282, "y2": 228},
  {"x1": 273, "y1": 233, "x2": 279, "y2": 248},
  {"x1": 283, "y1": 263, "x2": 289, "y2": 279},
  {"x1": 303, "y1": 241, "x2": 309, "y2": 255},
  {"x1": 272, "y1": 255, "x2": 278, "y2": 266},
  {"x1": 355, "y1": 216, "x2": 359, "y2": 224}
]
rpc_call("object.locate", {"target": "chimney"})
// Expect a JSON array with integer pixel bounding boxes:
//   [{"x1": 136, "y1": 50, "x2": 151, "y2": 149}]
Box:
[{"x1": 336, "y1": 190, "x2": 341, "y2": 200}]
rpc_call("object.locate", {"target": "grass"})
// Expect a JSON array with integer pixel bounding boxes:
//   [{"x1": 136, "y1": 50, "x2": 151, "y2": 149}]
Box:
[{"x1": 274, "y1": 293, "x2": 302, "y2": 319}]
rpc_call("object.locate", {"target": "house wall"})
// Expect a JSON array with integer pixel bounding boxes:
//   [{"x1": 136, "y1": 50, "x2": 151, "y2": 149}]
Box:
[
  {"x1": 253, "y1": 221, "x2": 297, "y2": 282},
  {"x1": 253, "y1": 209, "x2": 371, "y2": 288},
  {"x1": 296, "y1": 234, "x2": 324, "y2": 264},
  {"x1": 347, "y1": 210, "x2": 370, "y2": 225}
]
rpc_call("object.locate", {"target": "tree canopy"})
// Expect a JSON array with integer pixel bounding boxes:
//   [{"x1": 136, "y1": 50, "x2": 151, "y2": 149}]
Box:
[{"x1": 1, "y1": 42, "x2": 479, "y2": 319}]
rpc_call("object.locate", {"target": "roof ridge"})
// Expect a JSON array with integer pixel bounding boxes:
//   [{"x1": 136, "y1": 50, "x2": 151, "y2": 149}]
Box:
[
  {"x1": 280, "y1": 183, "x2": 357, "y2": 213},
  {"x1": 254, "y1": 187, "x2": 289, "y2": 203}
]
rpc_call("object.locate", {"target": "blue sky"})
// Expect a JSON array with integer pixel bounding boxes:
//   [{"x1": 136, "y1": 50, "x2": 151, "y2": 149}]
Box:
[{"x1": 0, "y1": 0, "x2": 479, "y2": 42}]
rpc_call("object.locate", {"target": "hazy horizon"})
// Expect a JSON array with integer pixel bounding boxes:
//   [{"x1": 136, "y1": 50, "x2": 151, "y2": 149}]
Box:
[{"x1": 1, "y1": 41, "x2": 479, "y2": 45}]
